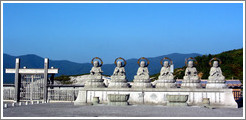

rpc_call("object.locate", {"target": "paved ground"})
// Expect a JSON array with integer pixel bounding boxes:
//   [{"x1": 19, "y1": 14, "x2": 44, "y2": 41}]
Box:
[{"x1": 3, "y1": 102, "x2": 243, "y2": 117}]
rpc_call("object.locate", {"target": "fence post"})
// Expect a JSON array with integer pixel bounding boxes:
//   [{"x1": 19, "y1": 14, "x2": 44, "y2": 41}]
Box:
[
  {"x1": 14, "y1": 58, "x2": 20, "y2": 102},
  {"x1": 43, "y1": 58, "x2": 49, "y2": 103}
]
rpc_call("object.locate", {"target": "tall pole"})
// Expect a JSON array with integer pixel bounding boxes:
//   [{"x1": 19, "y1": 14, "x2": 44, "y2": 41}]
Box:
[
  {"x1": 14, "y1": 58, "x2": 20, "y2": 102},
  {"x1": 43, "y1": 58, "x2": 49, "y2": 103}
]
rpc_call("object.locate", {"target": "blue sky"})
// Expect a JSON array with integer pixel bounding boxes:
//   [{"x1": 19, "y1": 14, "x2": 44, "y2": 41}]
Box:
[{"x1": 3, "y1": 3, "x2": 243, "y2": 63}]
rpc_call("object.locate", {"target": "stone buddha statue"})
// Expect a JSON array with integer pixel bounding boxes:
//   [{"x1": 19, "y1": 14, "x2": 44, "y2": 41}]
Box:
[
  {"x1": 108, "y1": 58, "x2": 128, "y2": 88},
  {"x1": 90, "y1": 61, "x2": 103, "y2": 76},
  {"x1": 184, "y1": 61, "x2": 199, "y2": 80},
  {"x1": 155, "y1": 60, "x2": 175, "y2": 88},
  {"x1": 113, "y1": 61, "x2": 126, "y2": 76},
  {"x1": 206, "y1": 60, "x2": 227, "y2": 89},
  {"x1": 136, "y1": 61, "x2": 149, "y2": 77},
  {"x1": 132, "y1": 58, "x2": 152, "y2": 88},
  {"x1": 158, "y1": 61, "x2": 174, "y2": 80},
  {"x1": 181, "y1": 60, "x2": 201, "y2": 88},
  {"x1": 85, "y1": 58, "x2": 105, "y2": 88},
  {"x1": 208, "y1": 61, "x2": 225, "y2": 80}
]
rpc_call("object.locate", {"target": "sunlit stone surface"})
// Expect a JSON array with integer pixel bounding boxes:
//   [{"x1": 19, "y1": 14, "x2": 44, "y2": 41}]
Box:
[
  {"x1": 206, "y1": 61, "x2": 227, "y2": 89},
  {"x1": 132, "y1": 61, "x2": 152, "y2": 88},
  {"x1": 181, "y1": 61, "x2": 201, "y2": 88},
  {"x1": 156, "y1": 61, "x2": 176, "y2": 88}
]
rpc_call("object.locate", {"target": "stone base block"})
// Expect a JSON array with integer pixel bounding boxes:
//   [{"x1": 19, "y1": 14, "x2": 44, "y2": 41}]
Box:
[
  {"x1": 156, "y1": 79, "x2": 175, "y2": 83},
  {"x1": 158, "y1": 76, "x2": 174, "y2": 81},
  {"x1": 155, "y1": 83, "x2": 176, "y2": 88},
  {"x1": 206, "y1": 83, "x2": 227, "y2": 89},
  {"x1": 131, "y1": 82, "x2": 152, "y2": 88},
  {"x1": 133, "y1": 79, "x2": 151, "y2": 83},
  {"x1": 74, "y1": 88, "x2": 238, "y2": 108},
  {"x1": 181, "y1": 83, "x2": 201, "y2": 88},
  {"x1": 108, "y1": 82, "x2": 129, "y2": 88},
  {"x1": 134, "y1": 75, "x2": 150, "y2": 80},
  {"x1": 111, "y1": 76, "x2": 126, "y2": 80},
  {"x1": 85, "y1": 81, "x2": 105, "y2": 88}
]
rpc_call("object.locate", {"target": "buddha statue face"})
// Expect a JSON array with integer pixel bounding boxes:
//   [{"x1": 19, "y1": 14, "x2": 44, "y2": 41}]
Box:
[
  {"x1": 93, "y1": 61, "x2": 99, "y2": 67},
  {"x1": 213, "y1": 61, "x2": 219, "y2": 68},
  {"x1": 188, "y1": 61, "x2": 194, "y2": 68},
  {"x1": 163, "y1": 61, "x2": 169, "y2": 67},
  {"x1": 140, "y1": 61, "x2": 146, "y2": 68},
  {"x1": 117, "y1": 61, "x2": 122, "y2": 67}
]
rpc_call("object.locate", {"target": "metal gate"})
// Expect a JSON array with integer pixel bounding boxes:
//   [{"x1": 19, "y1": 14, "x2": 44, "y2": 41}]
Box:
[{"x1": 20, "y1": 74, "x2": 44, "y2": 101}]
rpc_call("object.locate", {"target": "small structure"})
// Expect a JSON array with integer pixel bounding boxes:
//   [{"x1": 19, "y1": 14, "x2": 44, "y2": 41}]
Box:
[{"x1": 5, "y1": 58, "x2": 58, "y2": 103}]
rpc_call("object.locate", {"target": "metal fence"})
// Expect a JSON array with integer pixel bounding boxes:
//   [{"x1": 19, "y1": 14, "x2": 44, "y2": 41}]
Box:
[
  {"x1": 20, "y1": 74, "x2": 44, "y2": 101},
  {"x1": 3, "y1": 87, "x2": 15, "y2": 100},
  {"x1": 48, "y1": 89, "x2": 79, "y2": 102},
  {"x1": 47, "y1": 85, "x2": 83, "y2": 102}
]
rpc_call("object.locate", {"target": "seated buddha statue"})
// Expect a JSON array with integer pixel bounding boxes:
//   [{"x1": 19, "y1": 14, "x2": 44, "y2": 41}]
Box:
[
  {"x1": 90, "y1": 61, "x2": 103, "y2": 76},
  {"x1": 109, "y1": 61, "x2": 128, "y2": 88},
  {"x1": 113, "y1": 61, "x2": 126, "y2": 76},
  {"x1": 158, "y1": 61, "x2": 174, "y2": 80},
  {"x1": 183, "y1": 61, "x2": 199, "y2": 81},
  {"x1": 208, "y1": 61, "x2": 225, "y2": 81},
  {"x1": 135, "y1": 61, "x2": 149, "y2": 79}
]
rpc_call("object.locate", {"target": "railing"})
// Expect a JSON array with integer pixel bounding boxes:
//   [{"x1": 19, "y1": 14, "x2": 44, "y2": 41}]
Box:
[
  {"x1": 3, "y1": 88, "x2": 15, "y2": 100},
  {"x1": 47, "y1": 85, "x2": 84, "y2": 102},
  {"x1": 48, "y1": 89, "x2": 78, "y2": 102},
  {"x1": 233, "y1": 89, "x2": 242, "y2": 100}
]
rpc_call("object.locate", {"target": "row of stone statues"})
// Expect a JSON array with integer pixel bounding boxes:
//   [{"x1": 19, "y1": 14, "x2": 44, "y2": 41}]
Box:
[{"x1": 85, "y1": 57, "x2": 227, "y2": 89}]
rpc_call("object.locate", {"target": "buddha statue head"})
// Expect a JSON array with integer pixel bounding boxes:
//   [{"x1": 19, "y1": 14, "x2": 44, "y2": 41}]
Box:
[
  {"x1": 140, "y1": 61, "x2": 146, "y2": 68},
  {"x1": 163, "y1": 61, "x2": 169, "y2": 67},
  {"x1": 117, "y1": 61, "x2": 122, "y2": 67},
  {"x1": 188, "y1": 61, "x2": 194, "y2": 68},
  {"x1": 213, "y1": 61, "x2": 219, "y2": 68},
  {"x1": 93, "y1": 61, "x2": 99, "y2": 67}
]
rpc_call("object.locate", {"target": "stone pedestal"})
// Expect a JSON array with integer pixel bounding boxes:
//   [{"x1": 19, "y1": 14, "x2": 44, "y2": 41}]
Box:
[
  {"x1": 206, "y1": 78, "x2": 227, "y2": 89},
  {"x1": 108, "y1": 76, "x2": 128, "y2": 88},
  {"x1": 132, "y1": 75, "x2": 152, "y2": 88},
  {"x1": 74, "y1": 87, "x2": 238, "y2": 108},
  {"x1": 166, "y1": 95, "x2": 188, "y2": 106},
  {"x1": 155, "y1": 76, "x2": 176, "y2": 88},
  {"x1": 181, "y1": 76, "x2": 201, "y2": 88},
  {"x1": 84, "y1": 75, "x2": 105, "y2": 88},
  {"x1": 107, "y1": 94, "x2": 130, "y2": 106}
]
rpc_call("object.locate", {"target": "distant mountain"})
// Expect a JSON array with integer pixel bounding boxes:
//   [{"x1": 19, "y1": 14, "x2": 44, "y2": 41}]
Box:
[{"x1": 3, "y1": 53, "x2": 201, "y2": 84}]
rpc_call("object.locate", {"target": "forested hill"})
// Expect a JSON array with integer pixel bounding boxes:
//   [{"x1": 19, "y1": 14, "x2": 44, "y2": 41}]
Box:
[{"x1": 173, "y1": 48, "x2": 243, "y2": 83}]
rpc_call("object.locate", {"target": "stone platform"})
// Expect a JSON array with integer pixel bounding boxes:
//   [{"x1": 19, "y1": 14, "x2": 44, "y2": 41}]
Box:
[
  {"x1": 74, "y1": 87, "x2": 237, "y2": 108},
  {"x1": 3, "y1": 103, "x2": 243, "y2": 117}
]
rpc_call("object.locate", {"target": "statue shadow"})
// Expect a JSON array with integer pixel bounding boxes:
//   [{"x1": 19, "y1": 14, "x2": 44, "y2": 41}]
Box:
[{"x1": 236, "y1": 97, "x2": 243, "y2": 108}]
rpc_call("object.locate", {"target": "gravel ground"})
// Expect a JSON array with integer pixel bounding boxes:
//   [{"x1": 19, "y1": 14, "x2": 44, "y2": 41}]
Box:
[{"x1": 3, "y1": 102, "x2": 243, "y2": 117}]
